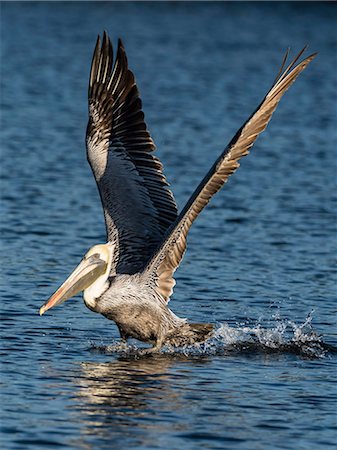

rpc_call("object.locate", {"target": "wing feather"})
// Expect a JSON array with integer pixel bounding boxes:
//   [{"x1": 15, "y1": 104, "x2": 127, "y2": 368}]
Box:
[
  {"x1": 145, "y1": 48, "x2": 317, "y2": 302},
  {"x1": 86, "y1": 32, "x2": 178, "y2": 274}
]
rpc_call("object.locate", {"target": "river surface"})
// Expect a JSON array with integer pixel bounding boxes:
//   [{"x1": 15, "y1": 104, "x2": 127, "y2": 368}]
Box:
[{"x1": 1, "y1": 2, "x2": 336, "y2": 450}]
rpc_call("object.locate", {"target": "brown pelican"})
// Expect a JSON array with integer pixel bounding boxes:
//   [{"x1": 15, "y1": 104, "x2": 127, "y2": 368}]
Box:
[{"x1": 39, "y1": 32, "x2": 316, "y2": 352}]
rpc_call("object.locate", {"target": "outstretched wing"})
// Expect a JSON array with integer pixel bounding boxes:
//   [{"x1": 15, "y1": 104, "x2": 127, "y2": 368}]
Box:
[
  {"x1": 86, "y1": 32, "x2": 178, "y2": 274},
  {"x1": 145, "y1": 48, "x2": 317, "y2": 302}
]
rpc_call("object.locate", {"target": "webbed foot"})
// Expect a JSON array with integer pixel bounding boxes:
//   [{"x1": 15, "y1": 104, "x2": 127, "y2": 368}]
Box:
[{"x1": 138, "y1": 343, "x2": 163, "y2": 356}]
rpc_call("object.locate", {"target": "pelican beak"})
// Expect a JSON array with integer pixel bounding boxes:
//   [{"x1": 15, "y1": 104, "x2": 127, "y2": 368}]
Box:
[{"x1": 39, "y1": 255, "x2": 107, "y2": 316}]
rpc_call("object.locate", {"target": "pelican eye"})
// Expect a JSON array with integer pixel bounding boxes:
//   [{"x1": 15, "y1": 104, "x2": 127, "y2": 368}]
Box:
[{"x1": 88, "y1": 253, "x2": 101, "y2": 259}]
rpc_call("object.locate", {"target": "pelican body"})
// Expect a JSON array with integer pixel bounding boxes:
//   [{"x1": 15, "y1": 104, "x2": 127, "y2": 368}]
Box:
[{"x1": 39, "y1": 33, "x2": 316, "y2": 351}]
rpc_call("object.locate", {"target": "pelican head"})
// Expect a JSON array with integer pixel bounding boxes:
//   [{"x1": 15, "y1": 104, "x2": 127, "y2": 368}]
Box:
[{"x1": 39, "y1": 243, "x2": 114, "y2": 316}]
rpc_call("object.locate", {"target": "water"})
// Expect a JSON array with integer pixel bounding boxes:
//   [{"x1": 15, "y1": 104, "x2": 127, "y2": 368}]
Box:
[{"x1": 1, "y1": 2, "x2": 336, "y2": 449}]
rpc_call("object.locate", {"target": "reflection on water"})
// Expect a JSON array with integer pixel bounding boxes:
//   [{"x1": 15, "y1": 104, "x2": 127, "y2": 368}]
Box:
[
  {"x1": 74, "y1": 357, "x2": 176, "y2": 412},
  {"x1": 70, "y1": 356, "x2": 209, "y2": 448}
]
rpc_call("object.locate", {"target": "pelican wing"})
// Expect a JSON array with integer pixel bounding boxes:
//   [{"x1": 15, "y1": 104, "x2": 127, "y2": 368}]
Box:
[
  {"x1": 86, "y1": 33, "x2": 178, "y2": 273},
  {"x1": 145, "y1": 48, "x2": 317, "y2": 301}
]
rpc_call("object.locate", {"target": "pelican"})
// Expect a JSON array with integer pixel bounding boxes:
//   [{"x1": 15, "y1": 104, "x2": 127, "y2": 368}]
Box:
[{"x1": 39, "y1": 32, "x2": 316, "y2": 352}]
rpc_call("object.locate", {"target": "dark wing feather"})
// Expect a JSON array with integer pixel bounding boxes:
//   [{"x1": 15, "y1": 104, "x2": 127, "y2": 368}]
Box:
[
  {"x1": 86, "y1": 32, "x2": 178, "y2": 274},
  {"x1": 144, "y1": 48, "x2": 317, "y2": 302}
]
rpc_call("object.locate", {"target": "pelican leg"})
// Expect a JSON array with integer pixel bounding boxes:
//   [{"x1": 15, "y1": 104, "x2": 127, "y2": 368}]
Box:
[
  {"x1": 116, "y1": 327, "x2": 130, "y2": 351},
  {"x1": 138, "y1": 336, "x2": 164, "y2": 356},
  {"x1": 152, "y1": 336, "x2": 164, "y2": 352}
]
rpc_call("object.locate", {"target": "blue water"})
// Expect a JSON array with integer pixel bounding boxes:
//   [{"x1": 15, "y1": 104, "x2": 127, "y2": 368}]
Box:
[{"x1": 1, "y1": 2, "x2": 336, "y2": 449}]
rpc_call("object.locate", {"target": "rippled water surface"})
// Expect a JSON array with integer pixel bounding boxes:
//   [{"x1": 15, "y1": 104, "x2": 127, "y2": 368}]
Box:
[{"x1": 1, "y1": 2, "x2": 336, "y2": 449}]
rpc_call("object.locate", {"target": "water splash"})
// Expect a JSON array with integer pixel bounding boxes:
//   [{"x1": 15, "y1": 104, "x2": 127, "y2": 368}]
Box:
[
  {"x1": 90, "y1": 312, "x2": 333, "y2": 359},
  {"x1": 198, "y1": 312, "x2": 329, "y2": 358}
]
